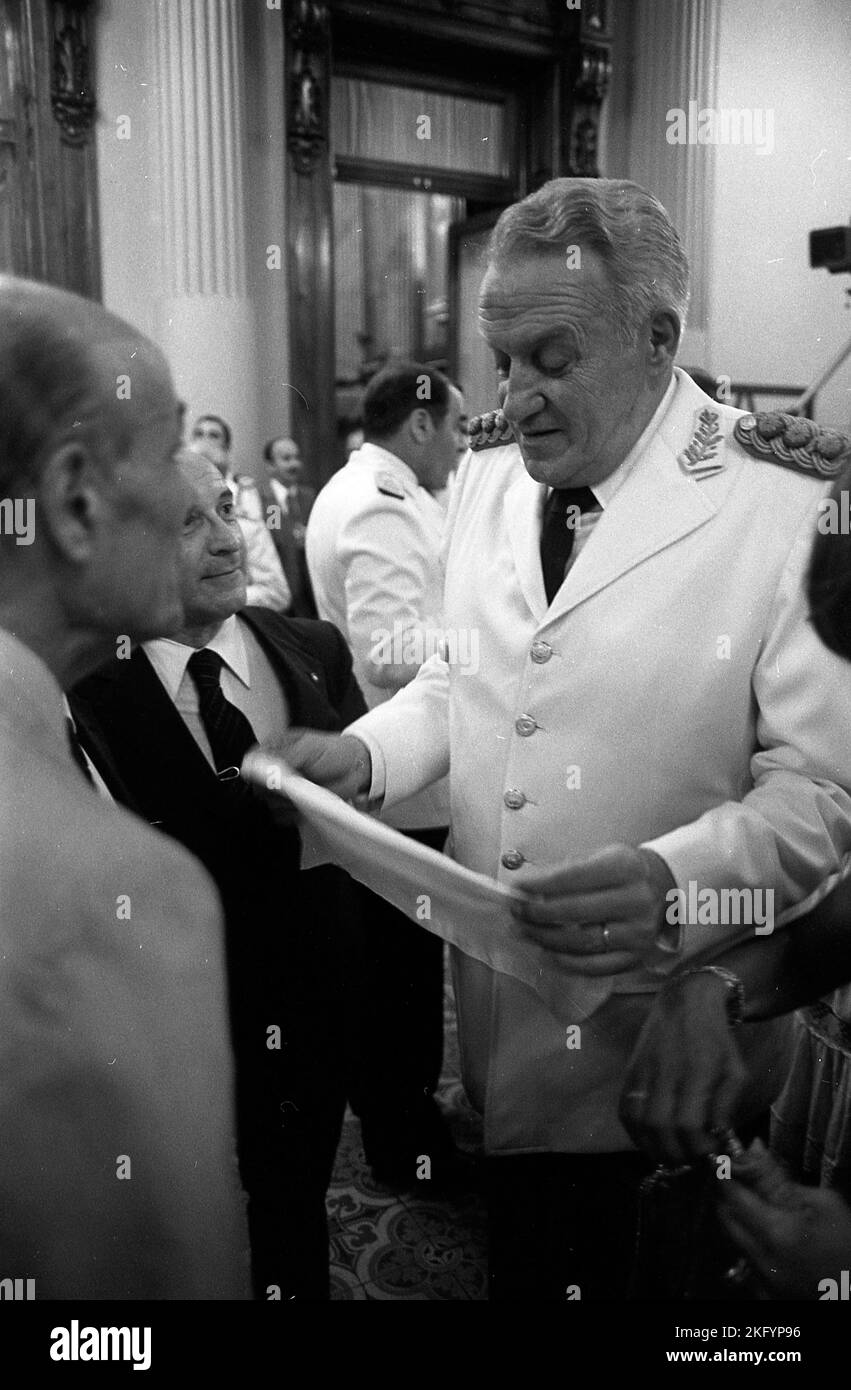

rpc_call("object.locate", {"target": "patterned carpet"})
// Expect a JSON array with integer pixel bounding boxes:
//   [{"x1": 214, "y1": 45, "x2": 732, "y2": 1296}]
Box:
[{"x1": 327, "y1": 964, "x2": 488, "y2": 1300}]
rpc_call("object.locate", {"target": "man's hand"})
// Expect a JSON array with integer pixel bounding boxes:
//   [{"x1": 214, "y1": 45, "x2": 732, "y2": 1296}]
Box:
[
  {"x1": 510, "y1": 844, "x2": 676, "y2": 976},
  {"x1": 718, "y1": 1146, "x2": 851, "y2": 1299},
  {"x1": 261, "y1": 729, "x2": 372, "y2": 803},
  {"x1": 619, "y1": 971, "x2": 748, "y2": 1165}
]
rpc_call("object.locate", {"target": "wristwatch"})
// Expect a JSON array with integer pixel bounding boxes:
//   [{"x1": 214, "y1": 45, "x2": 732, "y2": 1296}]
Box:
[{"x1": 676, "y1": 964, "x2": 745, "y2": 1026}]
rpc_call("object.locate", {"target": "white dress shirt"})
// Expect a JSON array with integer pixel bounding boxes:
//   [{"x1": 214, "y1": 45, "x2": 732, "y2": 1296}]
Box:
[{"x1": 144, "y1": 614, "x2": 289, "y2": 766}]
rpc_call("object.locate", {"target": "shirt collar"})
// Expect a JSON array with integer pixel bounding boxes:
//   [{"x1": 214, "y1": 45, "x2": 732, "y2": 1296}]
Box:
[
  {"x1": 143, "y1": 614, "x2": 250, "y2": 699},
  {"x1": 350, "y1": 442, "x2": 420, "y2": 493},
  {"x1": 588, "y1": 373, "x2": 678, "y2": 510}
]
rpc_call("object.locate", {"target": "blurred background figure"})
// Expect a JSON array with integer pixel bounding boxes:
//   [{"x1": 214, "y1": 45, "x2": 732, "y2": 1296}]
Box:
[
  {"x1": 344, "y1": 424, "x2": 364, "y2": 458},
  {"x1": 306, "y1": 361, "x2": 471, "y2": 1189},
  {"x1": 190, "y1": 414, "x2": 291, "y2": 613},
  {"x1": 262, "y1": 434, "x2": 318, "y2": 618},
  {"x1": 431, "y1": 384, "x2": 468, "y2": 511}
]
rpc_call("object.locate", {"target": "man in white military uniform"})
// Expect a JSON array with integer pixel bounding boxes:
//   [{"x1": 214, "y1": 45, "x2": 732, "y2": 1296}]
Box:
[
  {"x1": 306, "y1": 362, "x2": 469, "y2": 1184},
  {"x1": 276, "y1": 180, "x2": 851, "y2": 1297}
]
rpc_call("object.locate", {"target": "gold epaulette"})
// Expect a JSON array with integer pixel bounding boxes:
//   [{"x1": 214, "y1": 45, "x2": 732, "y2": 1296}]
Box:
[
  {"x1": 734, "y1": 412, "x2": 851, "y2": 478},
  {"x1": 468, "y1": 409, "x2": 514, "y2": 452}
]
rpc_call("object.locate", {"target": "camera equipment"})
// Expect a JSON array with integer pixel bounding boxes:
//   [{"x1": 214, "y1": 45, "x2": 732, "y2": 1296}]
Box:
[
  {"x1": 787, "y1": 221, "x2": 851, "y2": 418},
  {"x1": 810, "y1": 224, "x2": 851, "y2": 275}
]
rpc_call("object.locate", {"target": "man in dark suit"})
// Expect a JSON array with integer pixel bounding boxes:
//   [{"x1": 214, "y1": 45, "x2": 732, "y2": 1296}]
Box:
[
  {"x1": 261, "y1": 435, "x2": 318, "y2": 618},
  {"x1": 72, "y1": 450, "x2": 367, "y2": 1300}
]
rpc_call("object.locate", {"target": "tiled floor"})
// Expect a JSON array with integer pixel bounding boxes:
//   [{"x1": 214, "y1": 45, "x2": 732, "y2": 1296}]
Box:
[{"x1": 327, "y1": 967, "x2": 488, "y2": 1300}]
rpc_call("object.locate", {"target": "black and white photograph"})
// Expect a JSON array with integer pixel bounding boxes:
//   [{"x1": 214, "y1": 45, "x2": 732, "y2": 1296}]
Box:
[{"x1": 1, "y1": 0, "x2": 850, "y2": 1369}]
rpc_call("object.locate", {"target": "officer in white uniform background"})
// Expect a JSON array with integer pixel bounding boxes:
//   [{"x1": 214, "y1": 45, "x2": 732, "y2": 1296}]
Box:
[
  {"x1": 305, "y1": 363, "x2": 469, "y2": 1184},
  {"x1": 277, "y1": 179, "x2": 851, "y2": 1298}
]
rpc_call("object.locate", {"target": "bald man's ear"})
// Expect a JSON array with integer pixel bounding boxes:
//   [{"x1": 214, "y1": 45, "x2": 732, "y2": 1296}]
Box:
[
  {"x1": 38, "y1": 442, "x2": 105, "y2": 563},
  {"x1": 648, "y1": 310, "x2": 680, "y2": 368}
]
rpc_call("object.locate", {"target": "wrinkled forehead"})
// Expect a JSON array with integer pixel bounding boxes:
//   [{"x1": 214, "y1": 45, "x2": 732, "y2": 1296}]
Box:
[
  {"x1": 478, "y1": 247, "x2": 612, "y2": 343},
  {"x1": 178, "y1": 449, "x2": 229, "y2": 503}
]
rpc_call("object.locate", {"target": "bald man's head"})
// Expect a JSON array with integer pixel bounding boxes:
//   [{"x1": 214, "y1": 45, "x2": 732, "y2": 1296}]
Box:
[
  {"x1": 0, "y1": 277, "x2": 176, "y2": 495},
  {"x1": 0, "y1": 278, "x2": 192, "y2": 682}
]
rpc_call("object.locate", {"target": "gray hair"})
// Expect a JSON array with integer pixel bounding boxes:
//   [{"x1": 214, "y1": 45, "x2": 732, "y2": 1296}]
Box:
[{"x1": 487, "y1": 178, "x2": 690, "y2": 346}]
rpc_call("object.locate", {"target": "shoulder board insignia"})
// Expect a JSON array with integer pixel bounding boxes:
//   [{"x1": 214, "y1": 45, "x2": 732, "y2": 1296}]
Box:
[
  {"x1": 734, "y1": 412, "x2": 851, "y2": 478},
  {"x1": 678, "y1": 408, "x2": 725, "y2": 478},
  {"x1": 376, "y1": 472, "x2": 406, "y2": 500},
  {"x1": 469, "y1": 409, "x2": 514, "y2": 452}
]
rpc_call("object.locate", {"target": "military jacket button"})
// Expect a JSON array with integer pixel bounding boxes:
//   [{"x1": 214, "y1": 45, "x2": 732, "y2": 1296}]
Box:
[
  {"x1": 501, "y1": 850, "x2": 525, "y2": 870},
  {"x1": 530, "y1": 640, "x2": 553, "y2": 664},
  {"x1": 515, "y1": 715, "x2": 537, "y2": 737},
  {"x1": 504, "y1": 788, "x2": 527, "y2": 810}
]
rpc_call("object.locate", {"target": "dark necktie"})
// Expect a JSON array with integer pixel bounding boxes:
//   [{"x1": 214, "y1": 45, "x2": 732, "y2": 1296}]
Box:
[
  {"x1": 186, "y1": 648, "x2": 258, "y2": 780},
  {"x1": 539, "y1": 486, "x2": 598, "y2": 604},
  {"x1": 66, "y1": 716, "x2": 96, "y2": 788}
]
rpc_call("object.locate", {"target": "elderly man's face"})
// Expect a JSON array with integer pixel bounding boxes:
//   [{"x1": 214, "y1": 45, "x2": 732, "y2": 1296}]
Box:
[
  {"x1": 84, "y1": 340, "x2": 191, "y2": 641},
  {"x1": 177, "y1": 453, "x2": 247, "y2": 628},
  {"x1": 478, "y1": 247, "x2": 654, "y2": 488}
]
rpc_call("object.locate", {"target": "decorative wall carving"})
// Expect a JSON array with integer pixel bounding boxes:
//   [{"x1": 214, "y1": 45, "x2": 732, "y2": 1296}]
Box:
[
  {"x1": 286, "y1": 0, "x2": 330, "y2": 176},
  {"x1": 563, "y1": 13, "x2": 613, "y2": 177},
  {"x1": 50, "y1": 1, "x2": 96, "y2": 146}
]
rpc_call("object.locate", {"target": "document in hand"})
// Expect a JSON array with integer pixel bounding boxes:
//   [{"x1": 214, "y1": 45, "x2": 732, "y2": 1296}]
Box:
[{"x1": 242, "y1": 748, "x2": 603, "y2": 1024}]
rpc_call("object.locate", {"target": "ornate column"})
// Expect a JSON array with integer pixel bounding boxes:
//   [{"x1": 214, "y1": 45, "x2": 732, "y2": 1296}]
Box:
[
  {"x1": 561, "y1": 0, "x2": 614, "y2": 179},
  {"x1": 153, "y1": 0, "x2": 260, "y2": 468}
]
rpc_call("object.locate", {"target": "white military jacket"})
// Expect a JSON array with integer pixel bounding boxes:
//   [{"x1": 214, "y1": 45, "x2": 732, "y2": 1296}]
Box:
[
  {"x1": 347, "y1": 368, "x2": 851, "y2": 1153},
  {"x1": 306, "y1": 442, "x2": 449, "y2": 829}
]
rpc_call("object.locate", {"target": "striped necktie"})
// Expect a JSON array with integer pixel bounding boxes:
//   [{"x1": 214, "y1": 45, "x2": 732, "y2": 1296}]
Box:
[{"x1": 186, "y1": 648, "x2": 258, "y2": 780}]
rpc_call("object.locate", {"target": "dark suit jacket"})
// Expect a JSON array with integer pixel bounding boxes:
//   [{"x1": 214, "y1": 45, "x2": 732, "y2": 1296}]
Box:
[{"x1": 70, "y1": 609, "x2": 367, "y2": 1186}]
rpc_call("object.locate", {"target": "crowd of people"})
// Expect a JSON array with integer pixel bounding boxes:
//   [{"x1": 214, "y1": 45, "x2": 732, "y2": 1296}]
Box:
[{"x1": 3, "y1": 176, "x2": 851, "y2": 1302}]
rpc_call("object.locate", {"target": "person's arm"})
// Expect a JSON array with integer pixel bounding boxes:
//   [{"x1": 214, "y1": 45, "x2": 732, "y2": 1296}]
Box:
[
  {"x1": 678, "y1": 871, "x2": 851, "y2": 1021},
  {"x1": 266, "y1": 649, "x2": 450, "y2": 809},
  {"x1": 260, "y1": 457, "x2": 478, "y2": 805},
  {"x1": 339, "y1": 499, "x2": 439, "y2": 692},
  {"x1": 620, "y1": 872, "x2": 851, "y2": 1164},
  {"x1": 640, "y1": 497, "x2": 851, "y2": 963}
]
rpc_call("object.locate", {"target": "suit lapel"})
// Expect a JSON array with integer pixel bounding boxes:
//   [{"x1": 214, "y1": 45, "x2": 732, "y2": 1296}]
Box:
[
  {"x1": 239, "y1": 610, "x2": 334, "y2": 729},
  {"x1": 120, "y1": 649, "x2": 220, "y2": 790}
]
